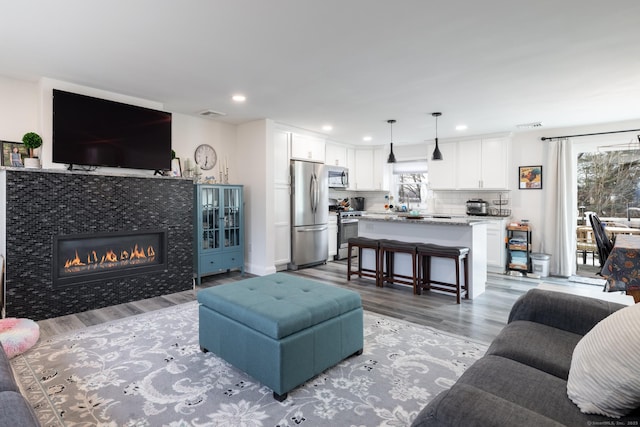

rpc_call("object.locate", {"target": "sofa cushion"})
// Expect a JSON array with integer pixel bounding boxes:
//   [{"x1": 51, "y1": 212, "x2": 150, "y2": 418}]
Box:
[
  {"x1": 0, "y1": 391, "x2": 41, "y2": 427},
  {"x1": 412, "y1": 382, "x2": 565, "y2": 427},
  {"x1": 486, "y1": 320, "x2": 582, "y2": 380},
  {"x1": 451, "y1": 355, "x2": 620, "y2": 426},
  {"x1": 0, "y1": 344, "x2": 19, "y2": 393},
  {"x1": 567, "y1": 302, "x2": 640, "y2": 418},
  {"x1": 508, "y1": 289, "x2": 625, "y2": 336}
]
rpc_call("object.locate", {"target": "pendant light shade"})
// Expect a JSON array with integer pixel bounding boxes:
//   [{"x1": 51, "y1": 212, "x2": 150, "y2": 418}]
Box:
[
  {"x1": 431, "y1": 112, "x2": 443, "y2": 161},
  {"x1": 387, "y1": 119, "x2": 397, "y2": 163}
]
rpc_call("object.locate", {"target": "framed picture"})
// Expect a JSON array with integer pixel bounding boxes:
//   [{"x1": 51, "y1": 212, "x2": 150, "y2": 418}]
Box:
[
  {"x1": 519, "y1": 165, "x2": 542, "y2": 189},
  {"x1": 171, "y1": 158, "x2": 182, "y2": 177},
  {"x1": 1, "y1": 141, "x2": 28, "y2": 167}
]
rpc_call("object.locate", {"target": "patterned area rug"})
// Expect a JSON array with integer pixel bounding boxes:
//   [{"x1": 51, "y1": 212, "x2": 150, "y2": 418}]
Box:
[{"x1": 12, "y1": 302, "x2": 487, "y2": 427}]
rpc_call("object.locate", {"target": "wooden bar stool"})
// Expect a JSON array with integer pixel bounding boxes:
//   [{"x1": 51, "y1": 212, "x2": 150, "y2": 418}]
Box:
[
  {"x1": 379, "y1": 239, "x2": 418, "y2": 292},
  {"x1": 417, "y1": 243, "x2": 469, "y2": 304},
  {"x1": 347, "y1": 237, "x2": 381, "y2": 286}
]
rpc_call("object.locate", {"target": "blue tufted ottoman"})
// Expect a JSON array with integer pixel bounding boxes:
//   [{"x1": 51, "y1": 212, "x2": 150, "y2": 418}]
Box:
[{"x1": 197, "y1": 273, "x2": 363, "y2": 401}]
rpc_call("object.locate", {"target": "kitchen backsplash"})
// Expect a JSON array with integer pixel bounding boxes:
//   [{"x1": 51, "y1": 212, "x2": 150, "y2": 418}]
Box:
[
  {"x1": 328, "y1": 188, "x2": 511, "y2": 215},
  {"x1": 328, "y1": 189, "x2": 387, "y2": 211},
  {"x1": 432, "y1": 190, "x2": 511, "y2": 216}
]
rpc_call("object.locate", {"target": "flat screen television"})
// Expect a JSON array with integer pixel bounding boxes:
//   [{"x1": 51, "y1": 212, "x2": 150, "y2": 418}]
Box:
[{"x1": 53, "y1": 89, "x2": 172, "y2": 171}]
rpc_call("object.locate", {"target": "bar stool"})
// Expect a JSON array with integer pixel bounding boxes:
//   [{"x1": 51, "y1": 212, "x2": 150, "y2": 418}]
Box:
[
  {"x1": 379, "y1": 239, "x2": 419, "y2": 292},
  {"x1": 347, "y1": 237, "x2": 381, "y2": 286},
  {"x1": 417, "y1": 243, "x2": 469, "y2": 304}
]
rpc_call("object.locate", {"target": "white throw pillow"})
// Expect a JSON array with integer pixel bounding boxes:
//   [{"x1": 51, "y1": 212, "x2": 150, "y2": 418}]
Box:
[{"x1": 567, "y1": 303, "x2": 640, "y2": 418}]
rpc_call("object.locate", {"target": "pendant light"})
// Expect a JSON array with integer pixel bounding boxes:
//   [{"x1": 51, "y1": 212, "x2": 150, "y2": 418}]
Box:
[
  {"x1": 387, "y1": 119, "x2": 397, "y2": 163},
  {"x1": 431, "y1": 112, "x2": 443, "y2": 161}
]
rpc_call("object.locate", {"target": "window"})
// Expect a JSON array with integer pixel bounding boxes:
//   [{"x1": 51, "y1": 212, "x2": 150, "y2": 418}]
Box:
[
  {"x1": 392, "y1": 161, "x2": 428, "y2": 207},
  {"x1": 577, "y1": 149, "x2": 640, "y2": 220}
]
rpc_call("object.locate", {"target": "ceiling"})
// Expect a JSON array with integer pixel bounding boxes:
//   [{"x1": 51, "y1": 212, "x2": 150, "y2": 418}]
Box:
[{"x1": 2, "y1": 0, "x2": 640, "y2": 146}]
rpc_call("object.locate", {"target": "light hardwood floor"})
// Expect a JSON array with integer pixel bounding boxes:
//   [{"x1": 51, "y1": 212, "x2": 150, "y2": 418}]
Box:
[{"x1": 37, "y1": 260, "x2": 595, "y2": 343}]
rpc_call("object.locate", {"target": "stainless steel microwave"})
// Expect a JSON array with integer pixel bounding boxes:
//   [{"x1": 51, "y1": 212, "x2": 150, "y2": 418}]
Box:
[{"x1": 327, "y1": 166, "x2": 349, "y2": 188}]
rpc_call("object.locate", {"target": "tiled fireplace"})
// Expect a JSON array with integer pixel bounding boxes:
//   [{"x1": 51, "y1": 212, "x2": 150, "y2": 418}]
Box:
[{"x1": 0, "y1": 169, "x2": 193, "y2": 320}]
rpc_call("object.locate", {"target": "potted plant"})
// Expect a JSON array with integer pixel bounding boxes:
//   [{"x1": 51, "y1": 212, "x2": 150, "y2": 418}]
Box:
[{"x1": 22, "y1": 132, "x2": 42, "y2": 169}]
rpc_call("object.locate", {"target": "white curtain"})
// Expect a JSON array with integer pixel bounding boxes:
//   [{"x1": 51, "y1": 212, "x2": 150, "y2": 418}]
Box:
[{"x1": 543, "y1": 138, "x2": 574, "y2": 277}]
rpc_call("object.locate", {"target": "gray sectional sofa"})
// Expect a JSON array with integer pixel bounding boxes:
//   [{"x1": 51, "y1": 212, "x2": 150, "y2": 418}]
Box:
[
  {"x1": 412, "y1": 288, "x2": 640, "y2": 426},
  {"x1": 0, "y1": 343, "x2": 40, "y2": 427}
]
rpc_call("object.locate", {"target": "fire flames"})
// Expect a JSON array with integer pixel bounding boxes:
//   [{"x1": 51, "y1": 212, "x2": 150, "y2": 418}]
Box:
[{"x1": 64, "y1": 244, "x2": 157, "y2": 273}]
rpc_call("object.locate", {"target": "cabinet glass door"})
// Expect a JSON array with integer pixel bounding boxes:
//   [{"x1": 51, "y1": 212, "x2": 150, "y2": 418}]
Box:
[
  {"x1": 201, "y1": 186, "x2": 221, "y2": 250},
  {"x1": 224, "y1": 187, "x2": 242, "y2": 249}
]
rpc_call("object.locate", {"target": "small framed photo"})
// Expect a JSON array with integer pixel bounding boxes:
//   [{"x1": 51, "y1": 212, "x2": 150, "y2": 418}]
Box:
[
  {"x1": 1, "y1": 141, "x2": 28, "y2": 167},
  {"x1": 519, "y1": 165, "x2": 542, "y2": 189},
  {"x1": 171, "y1": 158, "x2": 182, "y2": 177}
]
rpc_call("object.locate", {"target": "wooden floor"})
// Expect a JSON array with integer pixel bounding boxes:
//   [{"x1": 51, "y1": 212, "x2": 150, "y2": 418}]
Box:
[{"x1": 37, "y1": 260, "x2": 596, "y2": 343}]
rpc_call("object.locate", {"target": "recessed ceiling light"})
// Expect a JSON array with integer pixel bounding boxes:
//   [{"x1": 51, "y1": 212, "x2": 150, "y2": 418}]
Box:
[
  {"x1": 455, "y1": 124, "x2": 468, "y2": 131},
  {"x1": 322, "y1": 125, "x2": 333, "y2": 131},
  {"x1": 363, "y1": 136, "x2": 372, "y2": 142},
  {"x1": 231, "y1": 94, "x2": 246, "y2": 102}
]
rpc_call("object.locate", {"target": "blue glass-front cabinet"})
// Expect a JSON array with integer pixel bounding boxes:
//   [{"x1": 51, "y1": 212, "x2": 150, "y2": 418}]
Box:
[{"x1": 193, "y1": 184, "x2": 244, "y2": 284}]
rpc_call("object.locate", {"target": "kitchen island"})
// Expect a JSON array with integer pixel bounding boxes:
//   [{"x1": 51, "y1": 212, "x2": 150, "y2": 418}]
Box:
[{"x1": 358, "y1": 214, "x2": 489, "y2": 299}]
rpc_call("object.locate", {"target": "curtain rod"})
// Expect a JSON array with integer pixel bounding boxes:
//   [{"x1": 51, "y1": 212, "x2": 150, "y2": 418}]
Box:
[{"x1": 541, "y1": 128, "x2": 640, "y2": 141}]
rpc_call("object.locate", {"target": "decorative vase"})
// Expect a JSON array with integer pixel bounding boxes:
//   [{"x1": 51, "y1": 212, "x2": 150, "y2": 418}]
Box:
[{"x1": 23, "y1": 158, "x2": 41, "y2": 169}]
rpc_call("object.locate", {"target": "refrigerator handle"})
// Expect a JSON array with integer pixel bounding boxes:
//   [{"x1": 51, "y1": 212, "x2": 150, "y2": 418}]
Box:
[
  {"x1": 310, "y1": 173, "x2": 318, "y2": 213},
  {"x1": 314, "y1": 173, "x2": 320, "y2": 213}
]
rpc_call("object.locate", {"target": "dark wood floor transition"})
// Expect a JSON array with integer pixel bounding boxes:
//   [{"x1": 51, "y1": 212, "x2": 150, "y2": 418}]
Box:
[{"x1": 37, "y1": 260, "x2": 583, "y2": 343}]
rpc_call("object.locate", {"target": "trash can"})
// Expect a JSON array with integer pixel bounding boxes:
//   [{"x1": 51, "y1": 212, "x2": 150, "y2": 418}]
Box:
[{"x1": 531, "y1": 253, "x2": 551, "y2": 277}]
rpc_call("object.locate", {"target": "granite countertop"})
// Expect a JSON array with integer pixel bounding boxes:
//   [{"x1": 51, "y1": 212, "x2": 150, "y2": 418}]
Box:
[{"x1": 360, "y1": 213, "x2": 490, "y2": 226}]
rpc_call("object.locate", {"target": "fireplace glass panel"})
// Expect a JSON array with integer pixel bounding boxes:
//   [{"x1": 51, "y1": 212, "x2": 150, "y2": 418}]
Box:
[{"x1": 53, "y1": 230, "x2": 167, "y2": 286}]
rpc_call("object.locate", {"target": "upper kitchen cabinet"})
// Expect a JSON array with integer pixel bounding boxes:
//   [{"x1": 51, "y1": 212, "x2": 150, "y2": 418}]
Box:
[
  {"x1": 457, "y1": 137, "x2": 509, "y2": 189},
  {"x1": 290, "y1": 133, "x2": 325, "y2": 163},
  {"x1": 427, "y1": 141, "x2": 458, "y2": 190},
  {"x1": 325, "y1": 142, "x2": 348, "y2": 167},
  {"x1": 346, "y1": 147, "x2": 356, "y2": 190},
  {"x1": 353, "y1": 147, "x2": 388, "y2": 191},
  {"x1": 428, "y1": 135, "x2": 510, "y2": 190}
]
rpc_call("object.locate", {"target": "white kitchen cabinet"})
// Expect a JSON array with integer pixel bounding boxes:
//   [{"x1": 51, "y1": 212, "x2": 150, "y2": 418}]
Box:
[
  {"x1": 346, "y1": 147, "x2": 356, "y2": 190},
  {"x1": 290, "y1": 133, "x2": 325, "y2": 163},
  {"x1": 486, "y1": 218, "x2": 508, "y2": 273},
  {"x1": 354, "y1": 148, "x2": 374, "y2": 190},
  {"x1": 457, "y1": 137, "x2": 509, "y2": 189},
  {"x1": 428, "y1": 136, "x2": 509, "y2": 190},
  {"x1": 373, "y1": 147, "x2": 390, "y2": 191},
  {"x1": 352, "y1": 147, "x2": 389, "y2": 191},
  {"x1": 479, "y1": 137, "x2": 509, "y2": 189},
  {"x1": 427, "y1": 141, "x2": 457, "y2": 190},
  {"x1": 456, "y1": 139, "x2": 482, "y2": 189},
  {"x1": 325, "y1": 142, "x2": 348, "y2": 167},
  {"x1": 328, "y1": 214, "x2": 337, "y2": 260},
  {"x1": 273, "y1": 129, "x2": 291, "y2": 268}
]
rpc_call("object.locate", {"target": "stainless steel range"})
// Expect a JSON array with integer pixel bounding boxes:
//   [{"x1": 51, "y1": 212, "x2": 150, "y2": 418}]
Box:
[{"x1": 335, "y1": 210, "x2": 364, "y2": 260}]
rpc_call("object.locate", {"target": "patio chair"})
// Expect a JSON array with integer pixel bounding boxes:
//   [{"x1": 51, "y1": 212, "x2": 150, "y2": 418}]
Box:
[{"x1": 589, "y1": 213, "x2": 613, "y2": 271}]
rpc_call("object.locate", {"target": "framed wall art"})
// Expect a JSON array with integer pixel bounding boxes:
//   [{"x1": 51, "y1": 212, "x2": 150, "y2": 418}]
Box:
[
  {"x1": 519, "y1": 165, "x2": 542, "y2": 189},
  {"x1": 171, "y1": 158, "x2": 182, "y2": 177},
  {"x1": 1, "y1": 141, "x2": 28, "y2": 167}
]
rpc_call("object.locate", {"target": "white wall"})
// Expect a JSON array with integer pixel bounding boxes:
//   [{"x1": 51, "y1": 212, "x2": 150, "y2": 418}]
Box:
[
  {"x1": 236, "y1": 119, "x2": 277, "y2": 276},
  {"x1": 0, "y1": 75, "x2": 39, "y2": 143}
]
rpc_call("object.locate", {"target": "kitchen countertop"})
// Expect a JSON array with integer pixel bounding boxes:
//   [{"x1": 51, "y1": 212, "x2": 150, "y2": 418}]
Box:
[{"x1": 360, "y1": 213, "x2": 491, "y2": 226}]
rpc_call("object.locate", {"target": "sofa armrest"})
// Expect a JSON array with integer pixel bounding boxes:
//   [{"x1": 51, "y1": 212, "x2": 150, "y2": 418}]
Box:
[{"x1": 508, "y1": 289, "x2": 626, "y2": 336}]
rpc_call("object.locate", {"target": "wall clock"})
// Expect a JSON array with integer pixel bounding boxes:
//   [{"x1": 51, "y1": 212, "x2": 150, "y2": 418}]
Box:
[{"x1": 194, "y1": 144, "x2": 217, "y2": 170}]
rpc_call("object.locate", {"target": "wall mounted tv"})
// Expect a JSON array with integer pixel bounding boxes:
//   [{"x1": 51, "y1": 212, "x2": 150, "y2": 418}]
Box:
[{"x1": 53, "y1": 89, "x2": 172, "y2": 171}]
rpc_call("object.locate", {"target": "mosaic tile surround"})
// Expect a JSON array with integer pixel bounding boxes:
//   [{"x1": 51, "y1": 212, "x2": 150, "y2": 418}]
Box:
[{"x1": 2, "y1": 169, "x2": 193, "y2": 320}]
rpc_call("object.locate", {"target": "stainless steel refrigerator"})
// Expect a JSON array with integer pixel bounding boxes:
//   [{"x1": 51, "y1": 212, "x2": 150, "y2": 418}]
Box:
[{"x1": 289, "y1": 160, "x2": 328, "y2": 270}]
